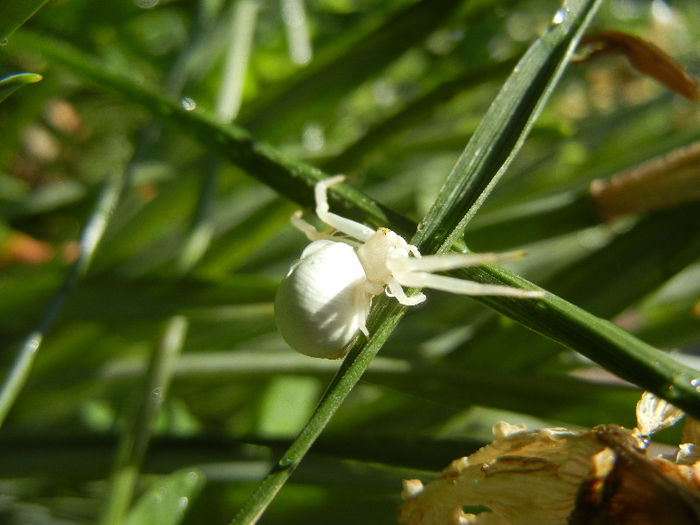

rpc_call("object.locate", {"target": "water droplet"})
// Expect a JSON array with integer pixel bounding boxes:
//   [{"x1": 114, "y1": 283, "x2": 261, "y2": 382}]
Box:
[
  {"x1": 178, "y1": 496, "x2": 189, "y2": 511},
  {"x1": 691, "y1": 378, "x2": 700, "y2": 391},
  {"x1": 552, "y1": 8, "x2": 566, "y2": 24},
  {"x1": 278, "y1": 458, "x2": 295, "y2": 468},
  {"x1": 151, "y1": 387, "x2": 162, "y2": 400},
  {"x1": 26, "y1": 332, "x2": 43, "y2": 353},
  {"x1": 180, "y1": 96, "x2": 196, "y2": 111},
  {"x1": 0, "y1": 39, "x2": 7, "y2": 46}
]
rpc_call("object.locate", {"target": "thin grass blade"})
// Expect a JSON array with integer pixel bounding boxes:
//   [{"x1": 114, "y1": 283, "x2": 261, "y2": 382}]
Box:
[{"x1": 0, "y1": 72, "x2": 42, "y2": 103}]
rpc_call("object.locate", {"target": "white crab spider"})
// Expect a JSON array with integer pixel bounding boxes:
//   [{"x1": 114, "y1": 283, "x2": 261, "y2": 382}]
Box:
[{"x1": 274, "y1": 175, "x2": 544, "y2": 359}]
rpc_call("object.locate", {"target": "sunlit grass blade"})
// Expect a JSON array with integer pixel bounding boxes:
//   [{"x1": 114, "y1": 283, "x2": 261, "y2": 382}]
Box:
[
  {"x1": 449, "y1": 260, "x2": 700, "y2": 417},
  {"x1": 0, "y1": 72, "x2": 42, "y2": 103}
]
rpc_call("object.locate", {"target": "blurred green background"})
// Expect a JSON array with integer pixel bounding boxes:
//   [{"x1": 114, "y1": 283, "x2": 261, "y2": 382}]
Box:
[{"x1": 0, "y1": 0, "x2": 699, "y2": 523}]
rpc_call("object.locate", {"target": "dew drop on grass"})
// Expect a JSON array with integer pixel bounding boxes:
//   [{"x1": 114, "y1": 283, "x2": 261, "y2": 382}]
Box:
[
  {"x1": 552, "y1": 7, "x2": 566, "y2": 25},
  {"x1": 690, "y1": 378, "x2": 700, "y2": 391},
  {"x1": 0, "y1": 39, "x2": 7, "y2": 46},
  {"x1": 180, "y1": 96, "x2": 197, "y2": 111}
]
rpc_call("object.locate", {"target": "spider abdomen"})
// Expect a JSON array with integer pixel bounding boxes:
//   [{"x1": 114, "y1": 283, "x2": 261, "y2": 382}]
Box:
[{"x1": 274, "y1": 240, "x2": 372, "y2": 358}]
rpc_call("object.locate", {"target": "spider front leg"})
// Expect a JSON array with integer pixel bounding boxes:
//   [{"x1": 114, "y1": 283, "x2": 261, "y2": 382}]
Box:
[
  {"x1": 397, "y1": 271, "x2": 544, "y2": 298},
  {"x1": 314, "y1": 175, "x2": 377, "y2": 242},
  {"x1": 396, "y1": 250, "x2": 528, "y2": 273},
  {"x1": 389, "y1": 251, "x2": 545, "y2": 299}
]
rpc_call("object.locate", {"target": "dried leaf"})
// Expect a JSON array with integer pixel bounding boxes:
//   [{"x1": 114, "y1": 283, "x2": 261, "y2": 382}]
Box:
[
  {"x1": 578, "y1": 30, "x2": 700, "y2": 100},
  {"x1": 400, "y1": 393, "x2": 700, "y2": 525},
  {"x1": 589, "y1": 141, "x2": 700, "y2": 220},
  {"x1": 398, "y1": 426, "x2": 614, "y2": 525},
  {"x1": 635, "y1": 391, "x2": 684, "y2": 436},
  {"x1": 570, "y1": 428, "x2": 700, "y2": 524}
]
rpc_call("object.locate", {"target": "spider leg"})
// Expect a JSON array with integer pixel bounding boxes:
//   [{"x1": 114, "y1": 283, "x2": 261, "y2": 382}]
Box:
[
  {"x1": 315, "y1": 175, "x2": 376, "y2": 242},
  {"x1": 290, "y1": 211, "x2": 362, "y2": 246},
  {"x1": 386, "y1": 278, "x2": 426, "y2": 306},
  {"x1": 394, "y1": 250, "x2": 527, "y2": 273},
  {"x1": 396, "y1": 271, "x2": 544, "y2": 298},
  {"x1": 291, "y1": 211, "x2": 327, "y2": 241}
]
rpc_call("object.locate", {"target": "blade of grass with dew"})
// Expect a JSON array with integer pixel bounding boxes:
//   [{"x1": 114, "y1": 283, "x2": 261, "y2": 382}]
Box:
[
  {"x1": 0, "y1": 0, "x2": 48, "y2": 43},
  {"x1": 0, "y1": 171, "x2": 124, "y2": 427},
  {"x1": 0, "y1": 72, "x2": 42, "y2": 103},
  {"x1": 230, "y1": 1, "x2": 606, "y2": 523}
]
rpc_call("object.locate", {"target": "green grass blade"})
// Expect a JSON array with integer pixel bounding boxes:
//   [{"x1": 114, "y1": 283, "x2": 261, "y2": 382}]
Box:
[
  {"x1": 101, "y1": 351, "x2": 640, "y2": 428},
  {"x1": 414, "y1": 0, "x2": 604, "y2": 254},
  {"x1": 99, "y1": 316, "x2": 188, "y2": 525},
  {"x1": 0, "y1": 0, "x2": 48, "y2": 42},
  {"x1": 0, "y1": 172, "x2": 124, "y2": 427},
  {"x1": 124, "y1": 468, "x2": 205, "y2": 525},
  {"x1": 0, "y1": 72, "x2": 42, "y2": 103},
  {"x1": 449, "y1": 258, "x2": 700, "y2": 416}
]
